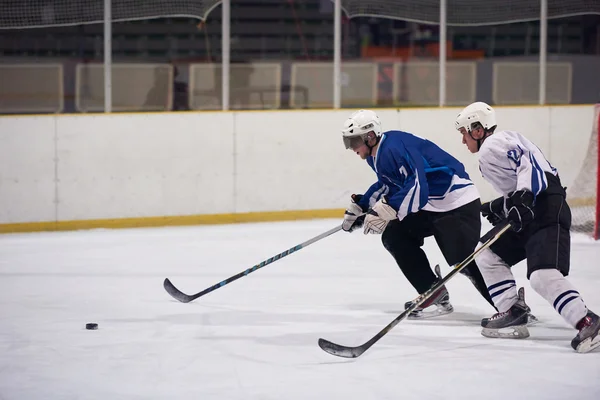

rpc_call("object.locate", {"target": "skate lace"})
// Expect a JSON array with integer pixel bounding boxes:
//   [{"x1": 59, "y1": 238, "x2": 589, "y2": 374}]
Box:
[
  {"x1": 576, "y1": 316, "x2": 592, "y2": 331},
  {"x1": 489, "y1": 310, "x2": 509, "y2": 321}
]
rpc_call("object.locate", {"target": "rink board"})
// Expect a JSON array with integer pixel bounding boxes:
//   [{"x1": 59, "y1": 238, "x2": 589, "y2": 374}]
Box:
[{"x1": 0, "y1": 105, "x2": 596, "y2": 232}]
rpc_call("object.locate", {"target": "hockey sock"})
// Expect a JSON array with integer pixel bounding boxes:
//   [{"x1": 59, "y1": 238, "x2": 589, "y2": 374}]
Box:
[
  {"x1": 529, "y1": 269, "x2": 588, "y2": 328},
  {"x1": 475, "y1": 247, "x2": 518, "y2": 313}
]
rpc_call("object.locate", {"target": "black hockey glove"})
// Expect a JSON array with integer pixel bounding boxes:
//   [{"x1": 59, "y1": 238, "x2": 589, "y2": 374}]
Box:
[
  {"x1": 506, "y1": 190, "x2": 535, "y2": 232},
  {"x1": 480, "y1": 197, "x2": 505, "y2": 226},
  {"x1": 342, "y1": 194, "x2": 366, "y2": 232}
]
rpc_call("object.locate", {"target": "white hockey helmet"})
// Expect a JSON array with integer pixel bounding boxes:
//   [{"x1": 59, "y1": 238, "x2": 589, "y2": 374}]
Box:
[
  {"x1": 455, "y1": 102, "x2": 497, "y2": 133},
  {"x1": 341, "y1": 109, "x2": 382, "y2": 149}
]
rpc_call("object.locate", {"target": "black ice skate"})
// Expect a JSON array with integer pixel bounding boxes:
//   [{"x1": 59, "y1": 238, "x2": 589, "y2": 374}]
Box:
[
  {"x1": 571, "y1": 310, "x2": 600, "y2": 353},
  {"x1": 525, "y1": 307, "x2": 539, "y2": 326},
  {"x1": 404, "y1": 265, "x2": 454, "y2": 320},
  {"x1": 521, "y1": 291, "x2": 539, "y2": 326},
  {"x1": 481, "y1": 287, "x2": 530, "y2": 339}
]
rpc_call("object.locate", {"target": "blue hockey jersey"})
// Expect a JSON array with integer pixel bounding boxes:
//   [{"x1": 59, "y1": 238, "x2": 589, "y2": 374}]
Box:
[{"x1": 357, "y1": 130, "x2": 480, "y2": 221}]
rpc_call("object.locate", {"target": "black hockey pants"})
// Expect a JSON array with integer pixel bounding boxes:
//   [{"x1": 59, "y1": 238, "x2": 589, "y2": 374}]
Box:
[
  {"x1": 481, "y1": 172, "x2": 571, "y2": 279},
  {"x1": 382, "y1": 199, "x2": 495, "y2": 308}
]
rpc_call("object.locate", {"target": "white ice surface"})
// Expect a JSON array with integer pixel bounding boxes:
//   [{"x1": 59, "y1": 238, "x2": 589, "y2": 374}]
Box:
[{"x1": 0, "y1": 219, "x2": 599, "y2": 400}]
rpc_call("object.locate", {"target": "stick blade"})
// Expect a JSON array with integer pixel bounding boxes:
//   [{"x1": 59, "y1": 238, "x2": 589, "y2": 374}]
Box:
[
  {"x1": 163, "y1": 278, "x2": 193, "y2": 303},
  {"x1": 318, "y1": 338, "x2": 365, "y2": 359}
]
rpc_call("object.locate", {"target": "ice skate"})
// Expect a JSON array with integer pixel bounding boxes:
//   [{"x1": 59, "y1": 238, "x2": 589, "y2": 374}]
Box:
[
  {"x1": 481, "y1": 287, "x2": 530, "y2": 339},
  {"x1": 525, "y1": 308, "x2": 539, "y2": 326},
  {"x1": 404, "y1": 265, "x2": 453, "y2": 320},
  {"x1": 405, "y1": 284, "x2": 453, "y2": 320},
  {"x1": 404, "y1": 265, "x2": 454, "y2": 319},
  {"x1": 520, "y1": 288, "x2": 539, "y2": 326},
  {"x1": 571, "y1": 310, "x2": 600, "y2": 353}
]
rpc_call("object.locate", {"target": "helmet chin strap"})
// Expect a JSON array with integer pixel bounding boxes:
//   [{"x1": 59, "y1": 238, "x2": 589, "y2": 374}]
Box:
[
  {"x1": 365, "y1": 133, "x2": 381, "y2": 154},
  {"x1": 468, "y1": 129, "x2": 489, "y2": 150}
]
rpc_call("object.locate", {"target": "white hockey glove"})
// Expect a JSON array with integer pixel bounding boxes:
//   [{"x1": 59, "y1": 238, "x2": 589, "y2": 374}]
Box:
[
  {"x1": 342, "y1": 194, "x2": 366, "y2": 232},
  {"x1": 363, "y1": 197, "x2": 397, "y2": 235}
]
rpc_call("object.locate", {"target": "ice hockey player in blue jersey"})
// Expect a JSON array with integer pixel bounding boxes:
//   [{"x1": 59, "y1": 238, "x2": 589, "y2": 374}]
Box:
[
  {"x1": 455, "y1": 101, "x2": 599, "y2": 353},
  {"x1": 340, "y1": 109, "x2": 503, "y2": 319}
]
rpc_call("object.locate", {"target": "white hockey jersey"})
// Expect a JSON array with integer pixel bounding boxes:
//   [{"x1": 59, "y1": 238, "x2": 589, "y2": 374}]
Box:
[{"x1": 478, "y1": 130, "x2": 558, "y2": 197}]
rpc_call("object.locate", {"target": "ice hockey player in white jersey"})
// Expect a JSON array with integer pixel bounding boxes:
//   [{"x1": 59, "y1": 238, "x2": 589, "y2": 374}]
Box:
[
  {"x1": 455, "y1": 101, "x2": 600, "y2": 353},
  {"x1": 340, "y1": 109, "x2": 502, "y2": 320}
]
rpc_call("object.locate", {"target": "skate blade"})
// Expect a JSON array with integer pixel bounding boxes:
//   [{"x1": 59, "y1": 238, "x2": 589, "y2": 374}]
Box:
[
  {"x1": 481, "y1": 325, "x2": 530, "y2": 339},
  {"x1": 407, "y1": 305, "x2": 454, "y2": 320},
  {"x1": 575, "y1": 334, "x2": 600, "y2": 354},
  {"x1": 526, "y1": 313, "x2": 540, "y2": 326}
]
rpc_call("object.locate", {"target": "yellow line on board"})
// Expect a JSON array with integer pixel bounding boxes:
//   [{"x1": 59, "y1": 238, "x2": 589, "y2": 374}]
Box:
[
  {"x1": 568, "y1": 198, "x2": 596, "y2": 208},
  {"x1": 0, "y1": 209, "x2": 345, "y2": 234}
]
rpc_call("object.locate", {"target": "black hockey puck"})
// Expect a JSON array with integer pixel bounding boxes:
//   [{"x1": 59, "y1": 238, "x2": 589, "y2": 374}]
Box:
[{"x1": 85, "y1": 323, "x2": 98, "y2": 330}]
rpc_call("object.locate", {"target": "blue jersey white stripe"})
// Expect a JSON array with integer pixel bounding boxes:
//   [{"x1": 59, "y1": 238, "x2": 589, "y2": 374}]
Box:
[
  {"x1": 361, "y1": 180, "x2": 389, "y2": 210},
  {"x1": 358, "y1": 130, "x2": 479, "y2": 221}
]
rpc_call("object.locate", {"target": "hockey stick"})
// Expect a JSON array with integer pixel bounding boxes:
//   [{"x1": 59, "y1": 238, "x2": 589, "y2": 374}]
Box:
[
  {"x1": 163, "y1": 225, "x2": 343, "y2": 303},
  {"x1": 318, "y1": 222, "x2": 512, "y2": 359}
]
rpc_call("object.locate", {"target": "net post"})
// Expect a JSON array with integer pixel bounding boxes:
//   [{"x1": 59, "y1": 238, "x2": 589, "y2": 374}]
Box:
[
  {"x1": 104, "y1": 0, "x2": 112, "y2": 113},
  {"x1": 539, "y1": 0, "x2": 547, "y2": 105},
  {"x1": 221, "y1": 0, "x2": 230, "y2": 111},
  {"x1": 333, "y1": 0, "x2": 342, "y2": 109},
  {"x1": 439, "y1": 0, "x2": 447, "y2": 107},
  {"x1": 595, "y1": 104, "x2": 600, "y2": 240}
]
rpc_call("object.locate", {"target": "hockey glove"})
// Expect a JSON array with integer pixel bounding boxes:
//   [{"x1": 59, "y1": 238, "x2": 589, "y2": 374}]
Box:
[
  {"x1": 363, "y1": 196, "x2": 397, "y2": 235},
  {"x1": 506, "y1": 190, "x2": 535, "y2": 232},
  {"x1": 480, "y1": 196, "x2": 505, "y2": 226},
  {"x1": 342, "y1": 194, "x2": 366, "y2": 232}
]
